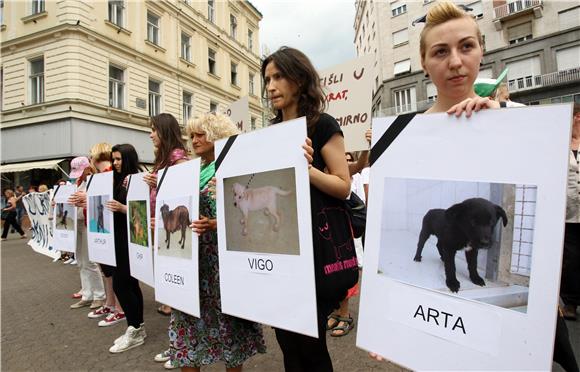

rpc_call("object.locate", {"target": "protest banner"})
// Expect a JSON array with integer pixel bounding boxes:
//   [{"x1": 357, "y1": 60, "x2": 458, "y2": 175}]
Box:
[
  {"x1": 320, "y1": 55, "x2": 373, "y2": 151},
  {"x1": 154, "y1": 159, "x2": 200, "y2": 316},
  {"x1": 126, "y1": 173, "x2": 154, "y2": 287},
  {"x1": 225, "y1": 96, "x2": 251, "y2": 132},
  {"x1": 356, "y1": 105, "x2": 572, "y2": 370},
  {"x1": 22, "y1": 191, "x2": 59, "y2": 259},
  {"x1": 215, "y1": 117, "x2": 318, "y2": 337},
  {"x1": 86, "y1": 171, "x2": 116, "y2": 266},
  {"x1": 52, "y1": 184, "x2": 77, "y2": 253}
]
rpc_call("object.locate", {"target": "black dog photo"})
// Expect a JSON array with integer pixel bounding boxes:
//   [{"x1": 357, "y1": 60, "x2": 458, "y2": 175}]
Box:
[{"x1": 377, "y1": 178, "x2": 536, "y2": 312}]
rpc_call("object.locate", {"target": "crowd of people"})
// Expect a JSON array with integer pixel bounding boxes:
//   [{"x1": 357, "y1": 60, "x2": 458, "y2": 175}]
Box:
[{"x1": 2, "y1": 2, "x2": 578, "y2": 371}]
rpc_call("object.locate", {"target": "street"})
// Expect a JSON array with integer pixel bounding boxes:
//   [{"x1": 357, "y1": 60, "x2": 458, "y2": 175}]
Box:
[{"x1": 1, "y1": 236, "x2": 578, "y2": 371}]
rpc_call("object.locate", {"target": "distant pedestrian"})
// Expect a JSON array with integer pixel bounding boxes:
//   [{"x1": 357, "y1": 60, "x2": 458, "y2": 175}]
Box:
[{"x1": 1, "y1": 189, "x2": 27, "y2": 241}]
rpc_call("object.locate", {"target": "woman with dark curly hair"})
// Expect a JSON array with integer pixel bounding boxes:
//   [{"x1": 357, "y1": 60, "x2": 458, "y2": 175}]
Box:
[{"x1": 262, "y1": 46, "x2": 352, "y2": 371}]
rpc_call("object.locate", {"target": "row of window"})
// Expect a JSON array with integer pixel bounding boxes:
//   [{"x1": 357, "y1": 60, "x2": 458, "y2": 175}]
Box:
[{"x1": 9, "y1": 57, "x2": 257, "y2": 121}]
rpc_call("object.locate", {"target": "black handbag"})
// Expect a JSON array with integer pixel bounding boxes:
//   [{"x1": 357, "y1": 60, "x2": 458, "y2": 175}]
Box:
[{"x1": 345, "y1": 191, "x2": 366, "y2": 238}]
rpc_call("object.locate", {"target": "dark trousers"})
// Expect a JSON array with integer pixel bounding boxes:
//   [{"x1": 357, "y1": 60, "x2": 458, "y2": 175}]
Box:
[
  {"x1": 2, "y1": 211, "x2": 24, "y2": 238},
  {"x1": 112, "y1": 241, "x2": 143, "y2": 328},
  {"x1": 554, "y1": 313, "x2": 579, "y2": 372},
  {"x1": 560, "y1": 223, "x2": 580, "y2": 306},
  {"x1": 274, "y1": 302, "x2": 334, "y2": 372}
]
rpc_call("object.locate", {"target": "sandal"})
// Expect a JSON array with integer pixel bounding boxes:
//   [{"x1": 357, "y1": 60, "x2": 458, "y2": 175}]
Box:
[
  {"x1": 330, "y1": 316, "x2": 354, "y2": 337},
  {"x1": 157, "y1": 305, "x2": 171, "y2": 316},
  {"x1": 326, "y1": 314, "x2": 340, "y2": 330}
]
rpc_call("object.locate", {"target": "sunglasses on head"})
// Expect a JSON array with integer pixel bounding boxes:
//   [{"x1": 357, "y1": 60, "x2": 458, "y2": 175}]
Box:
[{"x1": 412, "y1": 4, "x2": 473, "y2": 26}]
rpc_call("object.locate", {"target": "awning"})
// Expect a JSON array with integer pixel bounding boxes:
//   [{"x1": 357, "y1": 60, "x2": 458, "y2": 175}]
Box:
[{"x1": 0, "y1": 159, "x2": 66, "y2": 173}]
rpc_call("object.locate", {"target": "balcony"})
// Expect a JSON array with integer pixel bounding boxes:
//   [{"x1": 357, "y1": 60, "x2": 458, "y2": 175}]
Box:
[
  {"x1": 493, "y1": 0, "x2": 543, "y2": 30},
  {"x1": 508, "y1": 67, "x2": 580, "y2": 93},
  {"x1": 376, "y1": 99, "x2": 435, "y2": 117}
]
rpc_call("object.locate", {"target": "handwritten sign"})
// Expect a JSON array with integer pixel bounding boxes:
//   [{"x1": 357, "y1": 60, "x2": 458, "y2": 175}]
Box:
[
  {"x1": 22, "y1": 191, "x2": 59, "y2": 259},
  {"x1": 225, "y1": 96, "x2": 251, "y2": 132},
  {"x1": 320, "y1": 55, "x2": 373, "y2": 151}
]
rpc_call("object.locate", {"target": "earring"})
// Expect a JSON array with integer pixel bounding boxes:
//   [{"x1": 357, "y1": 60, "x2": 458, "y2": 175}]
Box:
[
  {"x1": 424, "y1": 73, "x2": 429, "y2": 78},
  {"x1": 480, "y1": 62, "x2": 483, "y2": 67}
]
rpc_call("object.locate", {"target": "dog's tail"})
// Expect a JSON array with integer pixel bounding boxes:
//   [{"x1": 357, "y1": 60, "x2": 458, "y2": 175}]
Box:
[{"x1": 274, "y1": 187, "x2": 292, "y2": 196}]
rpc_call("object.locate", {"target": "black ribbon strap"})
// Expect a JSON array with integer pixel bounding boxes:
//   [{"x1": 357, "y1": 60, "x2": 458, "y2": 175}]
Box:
[
  {"x1": 215, "y1": 134, "x2": 238, "y2": 172},
  {"x1": 369, "y1": 113, "x2": 416, "y2": 167},
  {"x1": 53, "y1": 184, "x2": 62, "y2": 198},
  {"x1": 156, "y1": 167, "x2": 169, "y2": 194},
  {"x1": 85, "y1": 174, "x2": 94, "y2": 192}
]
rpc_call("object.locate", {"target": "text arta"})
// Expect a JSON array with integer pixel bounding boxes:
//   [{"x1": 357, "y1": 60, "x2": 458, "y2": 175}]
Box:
[
  {"x1": 413, "y1": 305, "x2": 466, "y2": 334},
  {"x1": 248, "y1": 257, "x2": 273, "y2": 272}
]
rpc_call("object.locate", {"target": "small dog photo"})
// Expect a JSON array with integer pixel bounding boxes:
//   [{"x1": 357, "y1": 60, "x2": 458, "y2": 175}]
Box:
[
  {"x1": 54, "y1": 202, "x2": 75, "y2": 232},
  {"x1": 224, "y1": 167, "x2": 300, "y2": 255},
  {"x1": 128, "y1": 200, "x2": 148, "y2": 247},
  {"x1": 377, "y1": 177, "x2": 535, "y2": 313},
  {"x1": 89, "y1": 195, "x2": 111, "y2": 234},
  {"x1": 157, "y1": 196, "x2": 193, "y2": 260}
]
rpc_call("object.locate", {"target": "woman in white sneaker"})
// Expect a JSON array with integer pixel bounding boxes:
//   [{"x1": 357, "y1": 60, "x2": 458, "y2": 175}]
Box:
[{"x1": 107, "y1": 144, "x2": 147, "y2": 353}]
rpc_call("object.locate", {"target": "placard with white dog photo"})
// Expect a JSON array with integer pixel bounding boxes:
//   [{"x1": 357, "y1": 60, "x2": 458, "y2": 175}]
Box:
[
  {"x1": 86, "y1": 171, "x2": 116, "y2": 266},
  {"x1": 126, "y1": 173, "x2": 154, "y2": 287},
  {"x1": 52, "y1": 184, "x2": 77, "y2": 253},
  {"x1": 215, "y1": 117, "x2": 318, "y2": 337},
  {"x1": 356, "y1": 105, "x2": 572, "y2": 371},
  {"x1": 154, "y1": 159, "x2": 201, "y2": 317}
]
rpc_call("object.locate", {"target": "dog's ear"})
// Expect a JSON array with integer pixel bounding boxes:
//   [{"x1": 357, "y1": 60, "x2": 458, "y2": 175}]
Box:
[
  {"x1": 445, "y1": 202, "x2": 465, "y2": 222},
  {"x1": 496, "y1": 205, "x2": 508, "y2": 227}
]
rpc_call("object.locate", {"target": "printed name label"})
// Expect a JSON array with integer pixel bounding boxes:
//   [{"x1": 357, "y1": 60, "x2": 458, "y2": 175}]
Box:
[
  {"x1": 135, "y1": 251, "x2": 143, "y2": 261},
  {"x1": 93, "y1": 237, "x2": 106, "y2": 245},
  {"x1": 163, "y1": 272, "x2": 185, "y2": 286},
  {"x1": 248, "y1": 257, "x2": 274, "y2": 273}
]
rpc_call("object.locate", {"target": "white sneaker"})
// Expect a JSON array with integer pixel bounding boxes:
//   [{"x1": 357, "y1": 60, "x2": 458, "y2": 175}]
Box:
[
  {"x1": 98, "y1": 312, "x2": 125, "y2": 327},
  {"x1": 69, "y1": 259, "x2": 77, "y2": 265},
  {"x1": 164, "y1": 360, "x2": 178, "y2": 370},
  {"x1": 109, "y1": 326, "x2": 144, "y2": 353},
  {"x1": 115, "y1": 323, "x2": 145, "y2": 344},
  {"x1": 154, "y1": 349, "x2": 171, "y2": 363}
]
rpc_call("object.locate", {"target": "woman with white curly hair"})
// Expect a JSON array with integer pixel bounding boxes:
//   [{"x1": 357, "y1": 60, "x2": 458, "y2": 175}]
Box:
[{"x1": 166, "y1": 112, "x2": 266, "y2": 372}]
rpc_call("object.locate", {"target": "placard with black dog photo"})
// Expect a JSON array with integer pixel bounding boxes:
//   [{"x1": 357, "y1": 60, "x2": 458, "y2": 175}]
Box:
[
  {"x1": 377, "y1": 177, "x2": 534, "y2": 313},
  {"x1": 223, "y1": 167, "x2": 299, "y2": 255},
  {"x1": 54, "y1": 202, "x2": 75, "y2": 232}
]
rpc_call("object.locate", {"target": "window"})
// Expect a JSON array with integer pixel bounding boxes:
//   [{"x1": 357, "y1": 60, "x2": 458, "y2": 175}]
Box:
[
  {"x1": 148, "y1": 79, "x2": 161, "y2": 117},
  {"x1": 209, "y1": 101, "x2": 217, "y2": 113},
  {"x1": 556, "y1": 46, "x2": 580, "y2": 72},
  {"x1": 147, "y1": 12, "x2": 160, "y2": 45},
  {"x1": 506, "y1": 56, "x2": 541, "y2": 91},
  {"x1": 426, "y1": 82, "x2": 437, "y2": 102},
  {"x1": 31, "y1": 0, "x2": 44, "y2": 14},
  {"x1": 251, "y1": 117, "x2": 256, "y2": 130},
  {"x1": 230, "y1": 62, "x2": 238, "y2": 86},
  {"x1": 108, "y1": 0, "x2": 124, "y2": 27},
  {"x1": 109, "y1": 65, "x2": 124, "y2": 109},
  {"x1": 183, "y1": 92, "x2": 193, "y2": 124},
  {"x1": 507, "y1": 22, "x2": 532, "y2": 45},
  {"x1": 208, "y1": 48, "x2": 216, "y2": 74},
  {"x1": 559, "y1": 7, "x2": 580, "y2": 31},
  {"x1": 248, "y1": 29, "x2": 254, "y2": 51},
  {"x1": 230, "y1": 14, "x2": 237, "y2": 39},
  {"x1": 181, "y1": 33, "x2": 191, "y2": 62},
  {"x1": 393, "y1": 59, "x2": 411, "y2": 75},
  {"x1": 30, "y1": 58, "x2": 44, "y2": 104},
  {"x1": 1, "y1": 67, "x2": 3, "y2": 110},
  {"x1": 392, "y1": 28, "x2": 408, "y2": 46},
  {"x1": 391, "y1": 1, "x2": 407, "y2": 17},
  {"x1": 468, "y1": 1, "x2": 483, "y2": 19},
  {"x1": 478, "y1": 67, "x2": 493, "y2": 79},
  {"x1": 0, "y1": 0, "x2": 4, "y2": 25},
  {"x1": 208, "y1": 0, "x2": 215, "y2": 23},
  {"x1": 249, "y1": 73, "x2": 255, "y2": 95},
  {"x1": 393, "y1": 87, "x2": 416, "y2": 114}
]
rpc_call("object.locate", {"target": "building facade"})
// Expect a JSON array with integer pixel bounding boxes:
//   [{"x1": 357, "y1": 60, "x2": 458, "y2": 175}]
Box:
[
  {"x1": 354, "y1": 0, "x2": 580, "y2": 116},
  {"x1": 0, "y1": 0, "x2": 263, "y2": 186}
]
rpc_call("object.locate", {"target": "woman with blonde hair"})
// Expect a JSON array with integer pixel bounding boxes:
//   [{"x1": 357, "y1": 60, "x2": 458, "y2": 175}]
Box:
[{"x1": 166, "y1": 112, "x2": 266, "y2": 371}]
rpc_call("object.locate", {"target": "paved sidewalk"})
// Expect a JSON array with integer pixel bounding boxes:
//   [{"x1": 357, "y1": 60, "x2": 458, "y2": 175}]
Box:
[{"x1": 1, "y1": 237, "x2": 578, "y2": 371}]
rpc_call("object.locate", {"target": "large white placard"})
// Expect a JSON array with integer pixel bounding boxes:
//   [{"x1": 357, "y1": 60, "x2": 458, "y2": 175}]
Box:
[
  {"x1": 225, "y1": 96, "x2": 251, "y2": 132},
  {"x1": 52, "y1": 184, "x2": 77, "y2": 253},
  {"x1": 215, "y1": 117, "x2": 318, "y2": 337},
  {"x1": 357, "y1": 105, "x2": 572, "y2": 370},
  {"x1": 320, "y1": 55, "x2": 373, "y2": 151},
  {"x1": 126, "y1": 173, "x2": 154, "y2": 287},
  {"x1": 86, "y1": 171, "x2": 116, "y2": 266},
  {"x1": 154, "y1": 159, "x2": 200, "y2": 317},
  {"x1": 22, "y1": 191, "x2": 59, "y2": 259}
]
